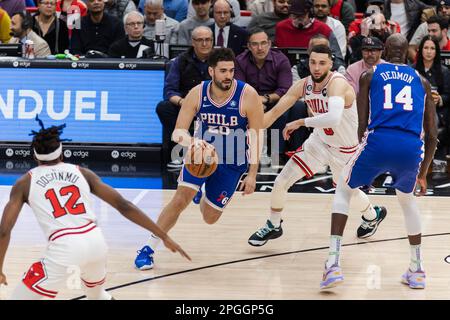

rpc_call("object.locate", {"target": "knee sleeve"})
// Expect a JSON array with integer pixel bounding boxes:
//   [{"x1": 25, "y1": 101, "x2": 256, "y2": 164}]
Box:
[
  {"x1": 396, "y1": 189, "x2": 422, "y2": 235},
  {"x1": 332, "y1": 176, "x2": 358, "y2": 215},
  {"x1": 271, "y1": 159, "x2": 306, "y2": 209}
]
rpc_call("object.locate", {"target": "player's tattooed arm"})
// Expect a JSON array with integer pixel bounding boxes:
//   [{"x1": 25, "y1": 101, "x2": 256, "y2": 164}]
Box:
[
  {"x1": 416, "y1": 76, "x2": 438, "y2": 196},
  {"x1": 263, "y1": 79, "x2": 305, "y2": 129},
  {"x1": 357, "y1": 69, "x2": 373, "y2": 142},
  {"x1": 0, "y1": 174, "x2": 29, "y2": 284},
  {"x1": 172, "y1": 84, "x2": 202, "y2": 147}
]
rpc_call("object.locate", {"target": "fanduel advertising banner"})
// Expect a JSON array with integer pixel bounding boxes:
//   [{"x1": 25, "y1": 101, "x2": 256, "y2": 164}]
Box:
[{"x1": 0, "y1": 68, "x2": 164, "y2": 144}]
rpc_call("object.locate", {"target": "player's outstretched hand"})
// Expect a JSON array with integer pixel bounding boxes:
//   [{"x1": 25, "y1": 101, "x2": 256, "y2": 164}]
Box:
[
  {"x1": 239, "y1": 174, "x2": 256, "y2": 196},
  {"x1": 162, "y1": 236, "x2": 192, "y2": 261},
  {"x1": 415, "y1": 176, "x2": 427, "y2": 196},
  {"x1": 283, "y1": 120, "x2": 301, "y2": 141},
  {"x1": 0, "y1": 273, "x2": 7, "y2": 286}
]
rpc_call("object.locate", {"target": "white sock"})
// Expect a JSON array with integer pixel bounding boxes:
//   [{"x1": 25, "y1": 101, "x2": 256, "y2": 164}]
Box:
[
  {"x1": 409, "y1": 244, "x2": 423, "y2": 272},
  {"x1": 147, "y1": 234, "x2": 161, "y2": 250},
  {"x1": 326, "y1": 235, "x2": 342, "y2": 269},
  {"x1": 361, "y1": 204, "x2": 377, "y2": 221},
  {"x1": 270, "y1": 210, "x2": 281, "y2": 227}
]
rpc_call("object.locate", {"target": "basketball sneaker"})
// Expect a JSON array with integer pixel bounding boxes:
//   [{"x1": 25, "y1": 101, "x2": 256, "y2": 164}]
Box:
[
  {"x1": 401, "y1": 269, "x2": 426, "y2": 289},
  {"x1": 134, "y1": 245, "x2": 154, "y2": 270},
  {"x1": 248, "y1": 220, "x2": 283, "y2": 246},
  {"x1": 357, "y1": 206, "x2": 387, "y2": 238},
  {"x1": 320, "y1": 264, "x2": 344, "y2": 289},
  {"x1": 193, "y1": 189, "x2": 202, "y2": 205}
]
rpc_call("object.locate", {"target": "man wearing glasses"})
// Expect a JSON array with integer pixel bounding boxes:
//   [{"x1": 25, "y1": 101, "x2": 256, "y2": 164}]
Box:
[
  {"x1": 71, "y1": 0, "x2": 125, "y2": 55},
  {"x1": 235, "y1": 29, "x2": 303, "y2": 162},
  {"x1": 156, "y1": 26, "x2": 213, "y2": 169},
  {"x1": 108, "y1": 11, "x2": 155, "y2": 58}
]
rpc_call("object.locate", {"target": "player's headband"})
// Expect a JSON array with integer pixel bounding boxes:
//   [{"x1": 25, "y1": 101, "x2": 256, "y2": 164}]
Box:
[{"x1": 34, "y1": 143, "x2": 62, "y2": 161}]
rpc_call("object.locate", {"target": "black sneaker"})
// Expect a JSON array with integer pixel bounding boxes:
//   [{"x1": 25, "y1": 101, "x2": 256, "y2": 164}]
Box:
[
  {"x1": 357, "y1": 206, "x2": 387, "y2": 239},
  {"x1": 248, "y1": 219, "x2": 283, "y2": 246}
]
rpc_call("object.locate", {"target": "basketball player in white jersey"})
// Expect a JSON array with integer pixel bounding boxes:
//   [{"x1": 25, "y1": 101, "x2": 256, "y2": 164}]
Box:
[
  {"x1": 248, "y1": 44, "x2": 386, "y2": 246},
  {"x1": 0, "y1": 120, "x2": 190, "y2": 300}
]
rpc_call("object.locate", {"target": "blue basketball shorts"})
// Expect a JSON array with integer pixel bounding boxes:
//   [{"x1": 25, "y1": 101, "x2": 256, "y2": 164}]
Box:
[
  {"x1": 345, "y1": 129, "x2": 423, "y2": 194},
  {"x1": 178, "y1": 163, "x2": 247, "y2": 211}
]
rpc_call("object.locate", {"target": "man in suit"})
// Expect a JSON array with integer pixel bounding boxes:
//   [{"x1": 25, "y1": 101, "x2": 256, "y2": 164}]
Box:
[
  {"x1": 209, "y1": 0, "x2": 247, "y2": 56},
  {"x1": 9, "y1": 11, "x2": 51, "y2": 57}
]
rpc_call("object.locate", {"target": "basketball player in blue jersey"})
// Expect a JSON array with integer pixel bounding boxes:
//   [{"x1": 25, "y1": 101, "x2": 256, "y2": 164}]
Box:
[
  {"x1": 134, "y1": 48, "x2": 264, "y2": 270},
  {"x1": 320, "y1": 34, "x2": 438, "y2": 289}
]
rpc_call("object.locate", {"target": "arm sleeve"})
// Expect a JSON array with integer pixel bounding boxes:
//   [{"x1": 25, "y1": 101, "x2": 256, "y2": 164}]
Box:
[{"x1": 304, "y1": 96, "x2": 345, "y2": 128}]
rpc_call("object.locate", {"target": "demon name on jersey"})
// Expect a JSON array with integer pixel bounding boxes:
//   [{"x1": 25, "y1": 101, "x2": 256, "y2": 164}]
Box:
[
  {"x1": 369, "y1": 63, "x2": 425, "y2": 136},
  {"x1": 303, "y1": 72, "x2": 359, "y2": 149},
  {"x1": 195, "y1": 79, "x2": 249, "y2": 167},
  {"x1": 28, "y1": 162, "x2": 96, "y2": 239}
]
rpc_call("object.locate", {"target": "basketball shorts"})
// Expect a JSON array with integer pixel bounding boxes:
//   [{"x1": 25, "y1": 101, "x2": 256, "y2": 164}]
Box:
[
  {"x1": 178, "y1": 163, "x2": 247, "y2": 211},
  {"x1": 290, "y1": 132, "x2": 359, "y2": 184},
  {"x1": 21, "y1": 224, "x2": 108, "y2": 299},
  {"x1": 345, "y1": 129, "x2": 423, "y2": 194}
]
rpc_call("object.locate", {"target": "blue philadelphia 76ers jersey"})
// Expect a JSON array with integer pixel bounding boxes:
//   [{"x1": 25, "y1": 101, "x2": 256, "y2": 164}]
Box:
[
  {"x1": 369, "y1": 63, "x2": 426, "y2": 136},
  {"x1": 194, "y1": 79, "x2": 249, "y2": 167}
]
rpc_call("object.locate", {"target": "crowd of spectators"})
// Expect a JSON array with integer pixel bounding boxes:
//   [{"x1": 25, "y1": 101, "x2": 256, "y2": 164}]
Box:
[{"x1": 1, "y1": 0, "x2": 450, "y2": 166}]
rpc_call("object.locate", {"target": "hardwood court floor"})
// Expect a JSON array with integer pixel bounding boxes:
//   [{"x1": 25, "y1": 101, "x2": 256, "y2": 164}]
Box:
[{"x1": 1, "y1": 186, "x2": 450, "y2": 300}]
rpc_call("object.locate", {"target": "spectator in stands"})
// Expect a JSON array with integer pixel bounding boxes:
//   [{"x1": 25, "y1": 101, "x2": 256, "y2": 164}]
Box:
[
  {"x1": 348, "y1": 2, "x2": 400, "y2": 42},
  {"x1": 157, "y1": 26, "x2": 213, "y2": 168},
  {"x1": 209, "y1": 0, "x2": 247, "y2": 55},
  {"x1": 345, "y1": 36, "x2": 384, "y2": 94},
  {"x1": 108, "y1": 10, "x2": 154, "y2": 57},
  {"x1": 9, "y1": 11, "x2": 51, "y2": 57},
  {"x1": 409, "y1": 0, "x2": 450, "y2": 61},
  {"x1": 0, "y1": 7, "x2": 11, "y2": 43},
  {"x1": 143, "y1": 0, "x2": 179, "y2": 44},
  {"x1": 104, "y1": 0, "x2": 137, "y2": 21},
  {"x1": 247, "y1": 0, "x2": 273, "y2": 15},
  {"x1": 138, "y1": 0, "x2": 188, "y2": 22},
  {"x1": 348, "y1": 12, "x2": 397, "y2": 64},
  {"x1": 188, "y1": 0, "x2": 241, "y2": 25},
  {"x1": 328, "y1": 0, "x2": 354, "y2": 32},
  {"x1": 71, "y1": 0, "x2": 125, "y2": 55},
  {"x1": 247, "y1": 0, "x2": 290, "y2": 41},
  {"x1": 0, "y1": 0, "x2": 26, "y2": 17},
  {"x1": 384, "y1": 0, "x2": 429, "y2": 42},
  {"x1": 291, "y1": 34, "x2": 345, "y2": 80},
  {"x1": 177, "y1": 0, "x2": 211, "y2": 45},
  {"x1": 313, "y1": 0, "x2": 346, "y2": 60},
  {"x1": 32, "y1": 0, "x2": 69, "y2": 54},
  {"x1": 413, "y1": 35, "x2": 450, "y2": 150},
  {"x1": 235, "y1": 28, "x2": 293, "y2": 158},
  {"x1": 427, "y1": 15, "x2": 450, "y2": 50},
  {"x1": 275, "y1": 0, "x2": 344, "y2": 68}
]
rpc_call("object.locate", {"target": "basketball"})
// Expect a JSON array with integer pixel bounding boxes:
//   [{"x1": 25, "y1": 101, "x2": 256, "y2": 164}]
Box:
[{"x1": 184, "y1": 142, "x2": 218, "y2": 178}]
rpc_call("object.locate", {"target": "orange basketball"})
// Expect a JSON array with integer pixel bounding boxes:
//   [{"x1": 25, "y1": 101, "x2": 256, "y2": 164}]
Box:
[{"x1": 185, "y1": 142, "x2": 218, "y2": 178}]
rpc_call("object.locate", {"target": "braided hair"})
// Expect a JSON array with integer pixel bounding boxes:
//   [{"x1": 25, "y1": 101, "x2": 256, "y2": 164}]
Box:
[{"x1": 29, "y1": 115, "x2": 70, "y2": 156}]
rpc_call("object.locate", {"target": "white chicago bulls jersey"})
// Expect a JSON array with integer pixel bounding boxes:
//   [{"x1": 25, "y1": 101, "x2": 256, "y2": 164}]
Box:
[
  {"x1": 28, "y1": 162, "x2": 97, "y2": 240},
  {"x1": 303, "y1": 72, "x2": 359, "y2": 151}
]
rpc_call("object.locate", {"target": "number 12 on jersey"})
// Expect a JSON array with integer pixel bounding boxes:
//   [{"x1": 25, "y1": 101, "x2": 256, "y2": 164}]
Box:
[
  {"x1": 383, "y1": 84, "x2": 413, "y2": 111},
  {"x1": 45, "y1": 185, "x2": 86, "y2": 218}
]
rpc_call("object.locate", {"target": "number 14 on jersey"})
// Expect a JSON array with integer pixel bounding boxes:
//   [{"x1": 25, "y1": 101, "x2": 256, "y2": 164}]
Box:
[{"x1": 383, "y1": 84, "x2": 413, "y2": 111}]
